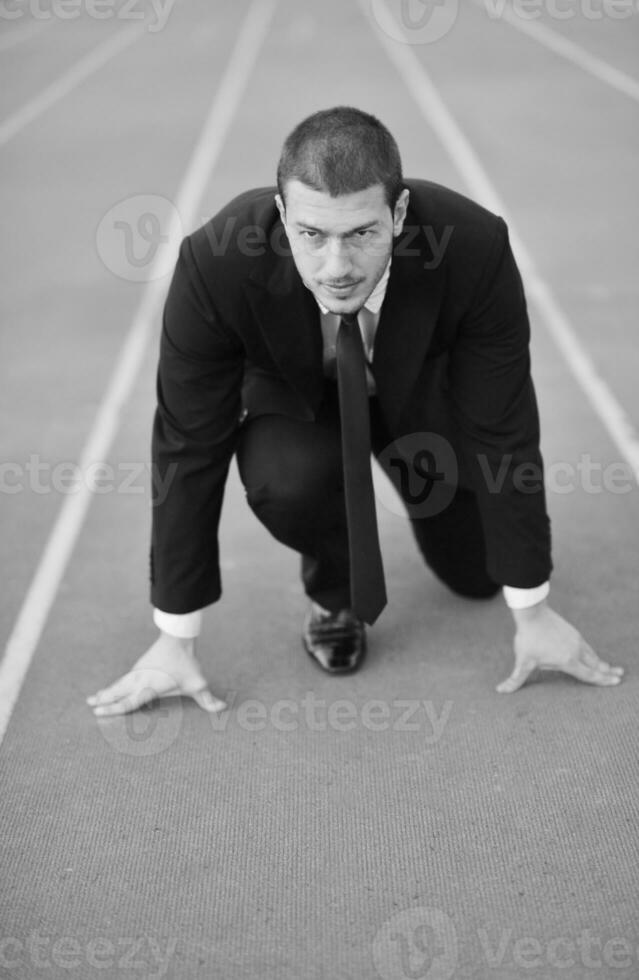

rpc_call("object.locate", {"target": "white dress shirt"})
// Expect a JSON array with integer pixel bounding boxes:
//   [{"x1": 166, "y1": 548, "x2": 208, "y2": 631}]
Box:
[{"x1": 154, "y1": 260, "x2": 549, "y2": 637}]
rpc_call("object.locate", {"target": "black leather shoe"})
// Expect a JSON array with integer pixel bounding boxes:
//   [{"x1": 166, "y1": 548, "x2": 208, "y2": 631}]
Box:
[{"x1": 302, "y1": 606, "x2": 366, "y2": 673}]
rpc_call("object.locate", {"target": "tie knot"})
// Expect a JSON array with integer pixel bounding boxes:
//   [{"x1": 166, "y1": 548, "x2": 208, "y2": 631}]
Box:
[{"x1": 340, "y1": 312, "x2": 360, "y2": 329}]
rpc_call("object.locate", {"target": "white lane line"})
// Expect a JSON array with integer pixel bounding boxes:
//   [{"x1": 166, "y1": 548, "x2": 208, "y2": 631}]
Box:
[
  {"x1": 0, "y1": 18, "x2": 52, "y2": 54},
  {"x1": 0, "y1": 0, "x2": 279, "y2": 744},
  {"x1": 472, "y1": 0, "x2": 639, "y2": 104},
  {"x1": 0, "y1": 22, "x2": 146, "y2": 147},
  {"x1": 363, "y1": 0, "x2": 639, "y2": 483}
]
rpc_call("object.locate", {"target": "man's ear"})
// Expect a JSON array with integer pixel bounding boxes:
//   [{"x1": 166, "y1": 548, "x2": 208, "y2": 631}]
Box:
[
  {"x1": 392, "y1": 188, "x2": 410, "y2": 236},
  {"x1": 275, "y1": 193, "x2": 286, "y2": 225}
]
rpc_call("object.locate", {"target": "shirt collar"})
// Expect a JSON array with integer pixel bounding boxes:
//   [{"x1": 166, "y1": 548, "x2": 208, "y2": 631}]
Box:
[{"x1": 314, "y1": 258, "x2": 392, "y2": 316}]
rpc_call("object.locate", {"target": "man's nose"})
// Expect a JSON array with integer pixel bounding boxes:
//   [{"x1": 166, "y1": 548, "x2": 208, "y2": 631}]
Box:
[{"x1": 321, "y1": 238, "x2": 353, "y2": 280}]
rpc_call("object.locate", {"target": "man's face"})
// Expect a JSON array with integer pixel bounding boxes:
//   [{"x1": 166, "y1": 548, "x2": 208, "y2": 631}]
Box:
[{"x1": 275, "y1": 180, "x2": 409, "y2": 315}]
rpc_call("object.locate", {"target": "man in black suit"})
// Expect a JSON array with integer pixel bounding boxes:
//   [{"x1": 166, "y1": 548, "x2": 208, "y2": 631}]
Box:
[{"x1": 88, "y1": 107, "x2": 622, "y2": 716}]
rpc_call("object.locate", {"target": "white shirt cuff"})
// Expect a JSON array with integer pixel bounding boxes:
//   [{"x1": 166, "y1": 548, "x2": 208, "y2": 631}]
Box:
[
  {"x1": 502, "y1": 582, "x2": 550, "y2": 610},
  {"x1": 153, "y1": 607, "x2": 203, "y2": 638}
]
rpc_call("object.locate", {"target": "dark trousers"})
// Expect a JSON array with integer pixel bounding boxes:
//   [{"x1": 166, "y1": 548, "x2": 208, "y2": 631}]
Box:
[{"x1": 236, "y1": 384, "x2": 499, "y2": 613}]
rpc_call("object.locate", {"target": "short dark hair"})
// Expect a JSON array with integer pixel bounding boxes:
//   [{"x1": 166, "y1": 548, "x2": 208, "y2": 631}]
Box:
[{"x1": 277, "y1": 106, "x2": 404, "y2": 210}]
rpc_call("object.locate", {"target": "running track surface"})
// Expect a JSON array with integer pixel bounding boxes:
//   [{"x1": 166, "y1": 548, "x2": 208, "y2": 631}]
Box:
[{"x1": 1, "y1": 2, "x2": 638, "y2": 978}]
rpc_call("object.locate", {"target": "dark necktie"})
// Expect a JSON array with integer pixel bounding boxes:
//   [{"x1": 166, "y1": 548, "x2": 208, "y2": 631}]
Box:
[{"x1": 335, "y1": 313, "x2": 387, "y2": 624}]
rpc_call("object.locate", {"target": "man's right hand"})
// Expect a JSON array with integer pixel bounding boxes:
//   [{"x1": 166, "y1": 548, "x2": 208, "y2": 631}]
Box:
[{"x1": 86, "y1": 631, "x2": 226, "y2": 716}]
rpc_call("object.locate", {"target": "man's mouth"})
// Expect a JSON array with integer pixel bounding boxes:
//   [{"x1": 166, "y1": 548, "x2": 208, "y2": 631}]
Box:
[{"x1": 322, "y1": 281, "x2": 360, "y2": 294}]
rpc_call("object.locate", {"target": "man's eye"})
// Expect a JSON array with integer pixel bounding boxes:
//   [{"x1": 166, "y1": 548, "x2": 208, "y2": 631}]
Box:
[
  {"x1": 355, "y1": 230, "x2": 373, "y2": 239},
  {"x1": 301, "y1": 230, "x2": 319, "y2": 239}
]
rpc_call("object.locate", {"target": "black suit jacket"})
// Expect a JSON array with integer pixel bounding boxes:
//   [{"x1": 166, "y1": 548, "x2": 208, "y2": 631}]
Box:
[{"x1": 150, "y1": 179, "x2": 552, "y2": 613}]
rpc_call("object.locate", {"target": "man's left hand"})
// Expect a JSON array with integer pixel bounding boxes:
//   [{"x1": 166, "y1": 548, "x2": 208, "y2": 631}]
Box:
[{"x1": 497, "y1": 600, "x2": 624, "y2": 693}]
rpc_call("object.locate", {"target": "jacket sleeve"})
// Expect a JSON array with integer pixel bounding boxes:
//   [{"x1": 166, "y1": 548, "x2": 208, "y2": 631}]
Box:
[
  {"x1": 449, "y1": 218, "x2": 552, "y2": 588},
  {"x1": 150, "y1": 236, "x2": 245, "y2": 613}
]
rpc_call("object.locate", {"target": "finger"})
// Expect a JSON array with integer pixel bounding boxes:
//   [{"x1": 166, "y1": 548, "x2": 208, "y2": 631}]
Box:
[
  {"x1": 87, "y1": 674, "x2": 142, "y2": 706},
  {"x1": 594, "y1": 662, "x2": 624, "y2": 676},
  {"x1": 561, "y1": 660, "x2": 622, "y2": 687},
  {"x1": 576, "y1": 644, "x2": 625, "y2": 679},
  {"x1": 579, "y1": 644, "x2": 611, "y2": 671},
  {"x1": 90, "y1": 669, "x2": 180, "y2": 714},
  {"x1": 191, "y1": 689, "x2": 226, "y2": 713},
  {"x1": 92, "y1": 683, "x2": 174, "y2": 717},
  {"x1": 496, "y1": 659, "x2": 536, "y2": 694},
  {"x1": 591, "y1": 659, "x2": 624, "y2": 676},
  {"x1": 578, "y1": 640, "x2": 624, "y2": 677}
]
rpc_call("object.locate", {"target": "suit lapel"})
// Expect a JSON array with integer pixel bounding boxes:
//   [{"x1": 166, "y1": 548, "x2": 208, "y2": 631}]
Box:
[
  {"x1": 372, "y1": 242, "x2": 446, "y2": 432},
  {"x1": 243, "y1": 249, "x2": 325, "y2": 416}
]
